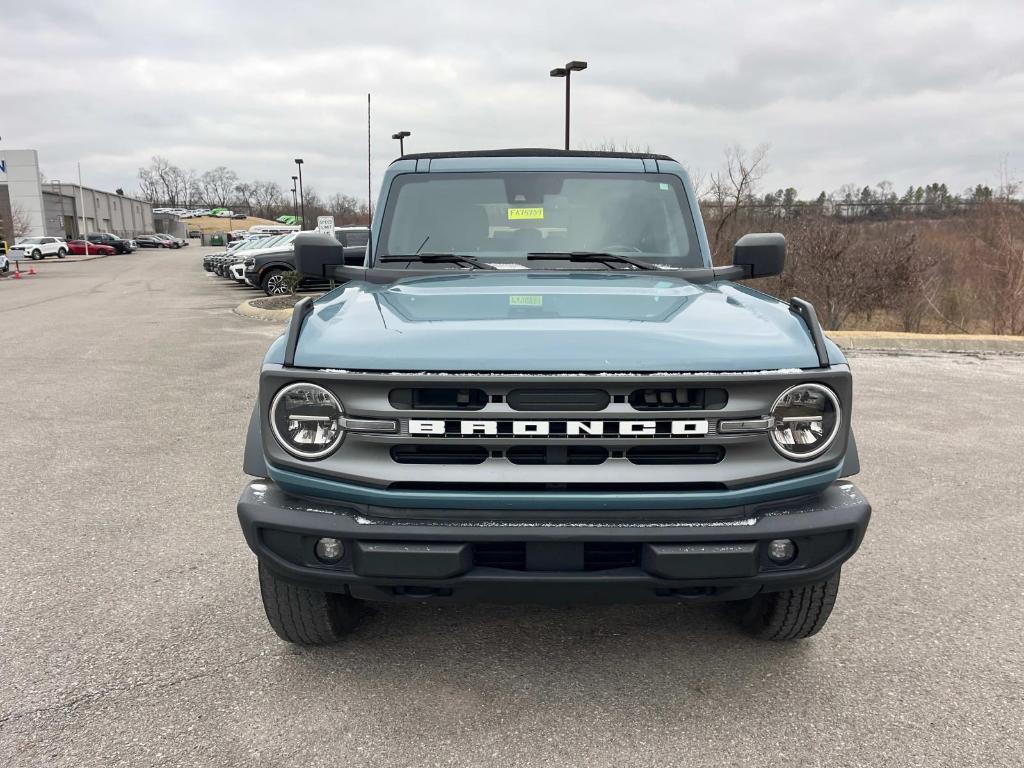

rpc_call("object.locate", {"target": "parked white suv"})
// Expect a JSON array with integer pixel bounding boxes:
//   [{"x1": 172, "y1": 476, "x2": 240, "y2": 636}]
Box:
[{"x1": 8, "y1": 237, "x2": 68, "y2": 260}]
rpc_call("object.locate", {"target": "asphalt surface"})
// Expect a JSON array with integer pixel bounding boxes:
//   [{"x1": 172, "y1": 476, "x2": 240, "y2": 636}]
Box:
[{"x1": 1, "y1": 249, "x2": 1022, "y2": 767}]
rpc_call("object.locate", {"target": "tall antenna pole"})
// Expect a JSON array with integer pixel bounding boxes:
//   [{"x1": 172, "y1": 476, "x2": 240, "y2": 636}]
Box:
[{"x1": 367, "y1": 92, "x2": 372, "y2": 225}]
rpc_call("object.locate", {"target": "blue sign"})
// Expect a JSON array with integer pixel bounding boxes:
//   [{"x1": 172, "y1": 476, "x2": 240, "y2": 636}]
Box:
[{"x1": 0, "y1": 160, "x2": 6, "y2": 173}]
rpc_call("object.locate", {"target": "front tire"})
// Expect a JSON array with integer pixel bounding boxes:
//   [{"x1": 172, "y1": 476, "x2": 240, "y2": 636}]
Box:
[
  {"x1": 258, "y1": 562, "x2": 361, "y2": 644},
  {"x1": 262, "y1": 269, "x2": 289, "y2": 296},
  {"x1": 32, "y1": 249, "x2": 43, "y2": 260},
  {"x1": 57, "y1": 248, "x2": 67, "y2": 258},
  {"x1": 736, "y1": 570, "x2": 841, "y2": 641}
]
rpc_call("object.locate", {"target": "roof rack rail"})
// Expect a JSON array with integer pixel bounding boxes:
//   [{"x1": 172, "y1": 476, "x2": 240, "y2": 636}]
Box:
[
  {"x1": 789, "y1": 297, "x2": 830, "y2": 368},
  {"x1": 283, "y1": 296, "x2": 315, "y2": 367}
]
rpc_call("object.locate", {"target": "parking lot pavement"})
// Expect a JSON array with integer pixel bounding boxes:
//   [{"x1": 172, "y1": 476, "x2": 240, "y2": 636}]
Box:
[{"x1": 1, "y1": 249, "x2": 1022, "y2": 767}]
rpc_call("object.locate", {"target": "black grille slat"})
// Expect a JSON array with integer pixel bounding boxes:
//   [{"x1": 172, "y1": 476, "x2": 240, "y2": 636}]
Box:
[
  {"x1": 474, "y1": 543, "x2": 527, "y2": 570},
  {"x1": 391, "y1": 445, "x2": 488, "y2": 465},
  {"x1": 629, "y1": 387, "x2": 728, "y2": 411},
  {"x1": 389, "y1": 388, "x2": 488, "y2": 410},
  {"x1": 583, "y1": 543, "x2": 641, "y2": 570},
  {"x1": 474, "y1": 542, "x2": 639, "y2": 571},
  {"x1": 626, "y1": 446, "x2": 725, "y2": 465},
  {"x1": 506, "y1": 388, "x2": 610, "y2": 411},
  {"x1": 506, "y1": 446, "x2": 608, "y2": 465}
]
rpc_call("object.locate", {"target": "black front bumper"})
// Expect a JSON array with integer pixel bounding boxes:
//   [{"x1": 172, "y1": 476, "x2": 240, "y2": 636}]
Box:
[{"x1": 237, "y1": 480, "x2": 870, "y2": 604}]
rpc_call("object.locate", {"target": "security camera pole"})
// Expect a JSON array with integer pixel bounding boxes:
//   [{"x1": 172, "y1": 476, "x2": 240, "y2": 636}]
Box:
[
  {"x1": 549, "y1": 60, "x2": 587, "y2": 150},
  {"x1": 290, "y1": 176, "x2": 298, "y2": 223},
  {"x1": 391, "y1": 131, "x2": 411, "y2": 157}
]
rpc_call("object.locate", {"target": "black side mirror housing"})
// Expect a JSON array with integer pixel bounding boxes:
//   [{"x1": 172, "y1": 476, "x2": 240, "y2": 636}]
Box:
[
  {"x1": 732, "y1": 232, "x2": 785, "y2": 278},
  {"x1": 294, "y1": 231, "x2": 367, "y2": 279}
]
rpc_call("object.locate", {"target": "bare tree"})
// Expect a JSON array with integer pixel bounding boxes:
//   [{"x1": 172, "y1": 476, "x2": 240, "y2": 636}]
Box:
[
  {"x1": 199, "y1": 166, "x2": 240, "y2": 208},
  {"x1": 973, "y1": 203, "x2": 1024, "y2": 334},
  {"x1": 706, "y1": 144, "x2": 770, "y2": 262},
  {"x1": 6, "y1": 202, "x2": 34, "y2": 240},
  {"x1": 249, "y1": 181, "x2": 285, "y2": 220}
]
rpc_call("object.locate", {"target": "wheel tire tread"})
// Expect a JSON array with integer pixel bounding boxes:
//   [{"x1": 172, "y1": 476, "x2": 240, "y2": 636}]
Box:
[
  {"x1": 739, "y1": 570, "x2": 841, "y2": 641},
  {"x1": 258, "y1": 562, "x2": 359, "y2": 645}
]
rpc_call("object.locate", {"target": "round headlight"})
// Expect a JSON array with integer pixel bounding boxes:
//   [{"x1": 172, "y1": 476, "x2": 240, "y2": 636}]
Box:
[
  {"x1": 270, "y1": 382, "x2": 345, "y2": 459},
  {"x1": 769, "y1": 383, "x2": 841, "y2": 461}
]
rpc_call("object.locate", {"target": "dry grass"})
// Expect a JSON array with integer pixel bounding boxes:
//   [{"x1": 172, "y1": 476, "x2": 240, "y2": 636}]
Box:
[{"x1": 185, "y1": 215, "x2": 281, "y2": 233}]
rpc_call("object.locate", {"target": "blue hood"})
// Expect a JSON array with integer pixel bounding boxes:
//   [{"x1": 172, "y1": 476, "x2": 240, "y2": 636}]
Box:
[{"x1": 278, "y1": 272, "x2": 840, "y2": 372}]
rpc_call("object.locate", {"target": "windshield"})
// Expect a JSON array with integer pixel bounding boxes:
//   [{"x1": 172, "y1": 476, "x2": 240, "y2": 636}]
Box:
[
  {"x1": 378, "y1": 171, "x2": 703, "y2": 269},
  {"x1": 19, "y1": 238, "x2": 44, "y2": 244}
]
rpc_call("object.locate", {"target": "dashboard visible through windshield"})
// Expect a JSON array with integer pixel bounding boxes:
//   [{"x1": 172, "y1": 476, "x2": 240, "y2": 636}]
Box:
[{"x1": 378, "y1": 171, "x2": 704, "y2": 270}]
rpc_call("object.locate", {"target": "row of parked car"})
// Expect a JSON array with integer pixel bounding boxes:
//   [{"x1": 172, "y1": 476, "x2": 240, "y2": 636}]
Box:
[
  {"x1": 5, "y1": 232, "x2": 189, "y2": 260},
  {"x1": 154, "y1": 207, "x2": 247, "y2": 219},
  {"x1": 203, "y1": 226, "x2": 369, "y2": 295}
]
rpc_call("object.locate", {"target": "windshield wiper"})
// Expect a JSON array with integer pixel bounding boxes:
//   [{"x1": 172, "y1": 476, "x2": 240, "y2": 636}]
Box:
[
  {"x1": 379, "y1": 252, "x2": 497, "y2": 270},
  {"x1": 526, "y1": 251, "x2": 656, "y2": 270}
]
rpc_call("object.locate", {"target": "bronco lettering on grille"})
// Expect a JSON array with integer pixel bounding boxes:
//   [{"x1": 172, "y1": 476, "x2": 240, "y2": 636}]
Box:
[{"x1": 408, "y1": 419, "x2": 710, "y2": 437}]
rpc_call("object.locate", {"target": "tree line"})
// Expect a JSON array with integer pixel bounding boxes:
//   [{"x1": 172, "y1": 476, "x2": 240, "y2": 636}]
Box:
[
  {"x1": 702, "y1": 146, "x2": 1023, "y2": 335},
  {"x1": 137, "y1": 157, "x2": 369, "y2": 224}
]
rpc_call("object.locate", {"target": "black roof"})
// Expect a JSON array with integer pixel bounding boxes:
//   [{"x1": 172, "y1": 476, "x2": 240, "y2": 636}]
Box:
[{"x1": 396, "y1": 148, "x2": 675, "y2": 162}]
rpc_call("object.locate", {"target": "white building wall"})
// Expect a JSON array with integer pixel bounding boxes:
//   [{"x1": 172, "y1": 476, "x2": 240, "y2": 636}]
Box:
[{"x1": 0, "y1": 149, "x2": 46, "y2": 238}]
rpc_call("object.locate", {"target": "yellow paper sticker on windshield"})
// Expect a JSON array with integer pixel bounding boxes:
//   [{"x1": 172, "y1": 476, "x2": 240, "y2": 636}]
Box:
[
  {"x1": 509, "y1": 295, "x2": 543, "y2": 306},
  {"x1": 508, "y1": 207, "x2": 544, "y2": 220}
]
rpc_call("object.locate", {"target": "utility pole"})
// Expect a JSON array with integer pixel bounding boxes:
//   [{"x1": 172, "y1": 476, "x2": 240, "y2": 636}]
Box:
[{"x1": 78, "y1": 163, "x2": 89, "y2": 255}]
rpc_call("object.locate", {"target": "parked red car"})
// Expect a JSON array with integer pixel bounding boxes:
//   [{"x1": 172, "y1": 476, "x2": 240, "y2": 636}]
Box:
[{"x1": 67, "y1": 240, "x2": 116, "y2": 256}]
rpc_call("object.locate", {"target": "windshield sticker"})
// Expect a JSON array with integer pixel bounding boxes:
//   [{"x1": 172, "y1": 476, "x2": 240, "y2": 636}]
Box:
[
  {"x1": 508, "y1": 207, "x2": 544, "y2": 220},
  {"x1": 659, "y1": 183, "x2": 671, "y2": 190},
  {"x1": 509, "y1": 295, "x2": 543, "y2": 307}
]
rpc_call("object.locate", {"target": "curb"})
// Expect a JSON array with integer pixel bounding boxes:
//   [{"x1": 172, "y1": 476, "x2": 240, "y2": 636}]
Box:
[
  {"x1": 7, "y1": 253, "x2": 110, "y2": 265},
  {"x1": 827, "y1": 330, "x2": 1024, "y2": 355},
  {"x1": 234, "y1": 298, "x2": 294, "y2": 322}
]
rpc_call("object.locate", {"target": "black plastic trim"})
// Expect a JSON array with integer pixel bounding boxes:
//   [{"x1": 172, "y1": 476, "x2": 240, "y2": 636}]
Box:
[
  {"x1": 394, "y1": 148, "x2": 675, "y2": 162},
  {"x1": 283, "y1": 296, "x2": 314, "y2": 368},
  {"x1": 789, "y1": 297, "x2": 830, "y2": 368}
]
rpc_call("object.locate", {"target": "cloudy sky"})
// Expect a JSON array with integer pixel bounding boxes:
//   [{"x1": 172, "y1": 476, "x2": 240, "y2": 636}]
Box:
[{"x1": 3, "y1": 0, "x2": 1022, "y2": 202}]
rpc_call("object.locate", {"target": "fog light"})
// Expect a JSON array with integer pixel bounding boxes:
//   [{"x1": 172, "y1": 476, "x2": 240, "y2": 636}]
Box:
[
  {"x1": 315, "y1": 537, "x2": 345, "y2": 563},
  {"x1": 767, "y1": 538, "x2": 797, "y2": 564}
]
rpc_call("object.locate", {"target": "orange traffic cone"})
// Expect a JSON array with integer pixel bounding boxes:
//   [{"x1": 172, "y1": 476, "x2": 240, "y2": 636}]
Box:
[
  {"x1": 27, "y1": 265, "x2": 37, "y2": 275},
  {"x1": 13, "y1": 265, "x2": 22, "y2": 279}
]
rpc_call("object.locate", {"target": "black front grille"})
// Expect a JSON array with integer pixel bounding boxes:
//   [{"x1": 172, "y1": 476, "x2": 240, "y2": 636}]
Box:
[
  {"x1": 506, "y1": 388, "x2": 610, "y2": 411},
  {"x1": 390, "y1": 445, "x2": 488, "y2": 464},
  {"x1": 389, "y1": 388, "x2": 488, "y2": 410},
  {"x1": 583, "y1": 542, "x2": 640, "y2": 570},
  {"x1": 626, "y1": 446, "x2": 725, "y2": 465},
  {"x1": 506, "y1": 446, "x2": 608, "y2": 465},
  {"x1": 473, "y1": 542, "x2": 640, "y2": 571},
  {"x1": 629, "y1": 387, "x2": 728, "y2": 410},
  {"x1": 474, "y1": 542, "x2": 527, "y2": 570}
]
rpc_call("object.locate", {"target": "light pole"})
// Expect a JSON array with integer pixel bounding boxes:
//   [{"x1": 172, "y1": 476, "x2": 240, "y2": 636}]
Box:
[
  {"x1": 549, "y1": 60, "x2": 587, "y2": 150},
  {"x1": 391, "y1": 131, "x2": 411, "y2": 157},
  {"x1": 294, "y1": 158, "x2": 305, "y2": 228},
  {"x1": 290, "y1": 176, "x2": 298, "y2": 224}
]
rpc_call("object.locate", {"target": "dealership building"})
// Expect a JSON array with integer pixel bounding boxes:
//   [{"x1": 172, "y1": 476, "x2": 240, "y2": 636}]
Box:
[{"x1": 1, "y1": 149, "x2": 154, "y2": 243}]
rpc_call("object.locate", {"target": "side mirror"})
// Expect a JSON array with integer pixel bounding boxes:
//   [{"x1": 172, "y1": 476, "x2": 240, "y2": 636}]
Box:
[
  {"x1": 293, "y1": 231, "x2": 348, "y2": 279},
  {"x1": 733, "y1": 232, "x2": 785, "y2": 278}
]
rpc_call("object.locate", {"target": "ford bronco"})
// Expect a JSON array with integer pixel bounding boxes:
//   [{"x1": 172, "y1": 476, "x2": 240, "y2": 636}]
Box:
[{"x1": 237, "y1": 149, "x2": 870, "y2": 644}]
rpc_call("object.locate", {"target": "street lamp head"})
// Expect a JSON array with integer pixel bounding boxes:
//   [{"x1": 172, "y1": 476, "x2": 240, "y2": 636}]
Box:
[
  {"x1": 291, "y1": 175, "x2": 298, "y2": 181},
  {"x1": 566, "y1": 60, "x2": 588, "y2": 72},
  {"x1": 391, "y1": 131, "x2": 411, "y2": 140},
  {"x1": 294, "y1": 158, "x2": 303, "y2": 165},
  {"x1": 549, "y1": 67, "x2": 567, "y2": 78}
]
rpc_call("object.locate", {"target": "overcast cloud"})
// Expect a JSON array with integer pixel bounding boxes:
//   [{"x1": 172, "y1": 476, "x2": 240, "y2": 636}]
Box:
[{"x1": 2, "y1": 0, "x2": 1023, "y2": 201}]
